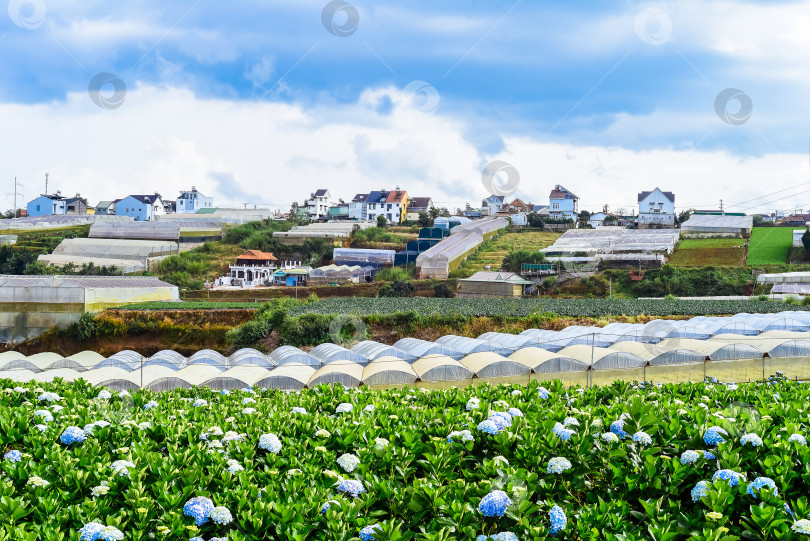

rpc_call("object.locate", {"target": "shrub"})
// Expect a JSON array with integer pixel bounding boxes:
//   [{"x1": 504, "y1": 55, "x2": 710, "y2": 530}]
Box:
[
  {"x1": 69, "y1": 312, "x2": 97, "y2": 342},
  {"x1": 375, "y1": 267, "x2": 414, "y2": 282},
  {"x1": 378, "y1": 280, "x2": 415, "y2": 298},
  {"x1": 433, "y1": 283, "x2": 454, "y2": 298}
]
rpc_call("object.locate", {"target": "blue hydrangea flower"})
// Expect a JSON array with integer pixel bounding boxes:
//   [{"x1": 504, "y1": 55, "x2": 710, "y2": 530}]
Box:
[
  {"x1": 610, "y1": 420, "x2": 629, "y2": 438},
  {"x1": 703, "y1": 426, "x2": 727, "y2": 446},
  {"x1": 785, "y1": 503, "x2": 795, "y2": 518},
  {"x1": 183, "y1": 496, "x2": 214, "y2": 526},
  {"x1": 538, "y1": 387, "x2": 550, "y2": 400},
  {"x1": 740, "y1": 433, "x2": 763, "y2": 447},
  {"x1": 321, "y1": 500, "x2": 339, "y2": 513},
  {"x1": 788, "y1": 434, "x2": 807, "y2": 445},
  {"x1": 143, "y1": 401, "x2": 158, "y2": 410},
  {"x1": 4, "y1": 450, "x2": 21, "y2": 463},
  {"x1": 712, "y1": 469, "x2": 743, "y2": 487},
  {"x1": 191, "y1": 538, "x2": 204, "y2": 541},
  {"x1": 507, "y1": 408, "x2": 523, "y2": 418},
  {"x1": 477, "y1": 536, "x2": 489, "y2": 541},
  {"x1": 632, "y1": 432, "x2": 652, "y2": 445},
  {"x1": 337, "y1": 479, "x2": 365, "y2": 497},
  {"x1": 292, "y1": 407, "x2": 307, "y2": 414},
  {"x1": 478, "y1": 420, "x2": 501, "y2": 435},
  {"x1": 691, "y1": 481, "x2": 710, "y2": 502},
  {"x1": 549, "y1": 505, "x2": 566, "y2": 534},
  {"x1": 448, "y1": 429, "x2": 474, "y2": 443},
  {"x1": 488, "y1": 412, "x2": 512, "y2": 431},
  {"x1": 547, "y1": 457, "x2": 572, "y2": 474},
  {"x1": 60, "y1": 426, "x2": 86, "y2": 445},
  {"x1": 746, "y1": 477, "x2": 778, "y2": 499},
  {"x1": 79, "y1": 522, "x2": 105, "y2": 541},
  {"x1": 359, "y1": 524, "x2": 381, "y2": 541},
  {"x1": 492, "y1": 533, "x2": 518, "y2": 541},
  {"x1": 680, "y1": 450, "x2": 700, "y2": 465},
  {"x1": 552, "y1": 422, "x2": 575, "y2": 440},
  {"x1": 700, "y1": 450, "x2": 716, "y2": 460},
  {"x1": 33, "y1": 409, "x2": 53, "y2": 422},
  {"x1": 479, "y1": 490, "x2": 512, "y2": 518}
]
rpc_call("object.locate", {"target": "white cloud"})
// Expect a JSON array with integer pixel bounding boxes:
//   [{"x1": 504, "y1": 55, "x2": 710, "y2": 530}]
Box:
[{"x1": 0, "y1": 83, "x2": 804, "y2": 216}]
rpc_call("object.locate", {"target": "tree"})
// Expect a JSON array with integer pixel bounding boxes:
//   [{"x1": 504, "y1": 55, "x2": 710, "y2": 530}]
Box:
[
  {"x1": 378, "y1": 280, "x2": 415, "y2": 297},
  {"x1": 579, "y1": 210, "x2": 591, "y2": 222},
  {"x1": 376, "y1": 215, "x2": 387, "y2": 228},
  {"x1": 417, "y1": 211, "x2": 432, "y2": 228},
  {"x1": 527, "y1": 212, "x2": 544, "y2": 229},
  {"x1": 802, "y1": 228, "x2": 810, "y2": 256},
  {"x1": 501, "y1": 249, "x2": 547, "y2": 273},
  {"x1": 677, "y1": 209, "x2": 694, "y2": 225},
  {"x1": 432, "y1": 282, "x2": 454, "y2": 298},
  {"x1": 428, "y1": 207, "x2": 441, "y2": 220},
  {"x1": 603, "y1": 215, "x2": 617, "y2": 226},
  {"x1": 288, "y1": 202, "x2": 299, "y2": 222}
]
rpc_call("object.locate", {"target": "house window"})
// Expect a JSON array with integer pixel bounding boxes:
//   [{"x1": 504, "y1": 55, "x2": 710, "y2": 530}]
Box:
[
  {"x1": 36, "y1": 205, "x2": 40, "y2": 211},
  {"x1": 552, "y1": 202, "x2": 560, "y2": 210}
]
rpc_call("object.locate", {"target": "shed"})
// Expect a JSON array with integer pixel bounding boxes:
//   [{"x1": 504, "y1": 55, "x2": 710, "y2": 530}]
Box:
[
  {"x1": 457, "y1": 271, "x2": 532, "y2": 298},
  {"x1": 680, "y1": 214, "x2": 753, "y2": 238}
]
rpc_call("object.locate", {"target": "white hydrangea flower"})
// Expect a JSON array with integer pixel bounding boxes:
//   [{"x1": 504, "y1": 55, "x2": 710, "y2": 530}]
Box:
[
  {"x1": 336, "y1": 453, "x2": 360, "y2": 472},
  {"x1": 336, "y1": 403, "x2": 353, "y2": 414}
]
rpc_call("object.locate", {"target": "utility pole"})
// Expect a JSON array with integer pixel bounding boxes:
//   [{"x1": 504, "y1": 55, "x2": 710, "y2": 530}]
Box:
[
  {"x1": 720, "y1": 199, "x2": 724, "y2": 214},
  {"x1": 45, "y1": 172, "x2": 48, "y2": 194},
  {"x1": 7, "y1": 177, "x2": 23, "y2": 219}
]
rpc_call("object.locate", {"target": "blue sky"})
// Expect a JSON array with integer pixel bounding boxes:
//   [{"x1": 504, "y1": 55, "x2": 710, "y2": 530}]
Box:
[{"x1": 0, "y1": 0, "x2": 808, "y2": 213}]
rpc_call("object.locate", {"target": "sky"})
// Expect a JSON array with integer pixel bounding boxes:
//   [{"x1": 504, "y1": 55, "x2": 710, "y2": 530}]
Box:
[{"x1": 0, "y1": 0, "x2": 809, "y2": 215}]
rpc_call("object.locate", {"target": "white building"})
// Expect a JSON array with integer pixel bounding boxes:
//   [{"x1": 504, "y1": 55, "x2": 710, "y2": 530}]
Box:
[
  {"x1": 587, "y1": 212, "x2": 612, "y2": 228},
  {"x1": 304, "y1": 189, "x2": 333, "y2": 220},
  {"x1": 176, "y1": 187, "x2": 213, "y2": 213},
  {"x1": 349, "y1": 193, "x2": 369, "y2": 220},
  {"x1": 637, "y1": 188, "x2": 675, "y2": 227}
]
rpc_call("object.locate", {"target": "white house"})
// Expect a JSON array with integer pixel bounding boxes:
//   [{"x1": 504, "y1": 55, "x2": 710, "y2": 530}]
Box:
[
  {"x1": 481, "y1": 195, "x2": 506, "y2": 215},
  {"x1": 405, "y1": 196, "x2": 433, "y2": 221},
  {"x1": 587, "y1": 212, "x2": 612, "y2": 228},
  {"x1": 549, "y1": 185, "x2": 579, "y2": 221},
  {"x1": 176, "y1": 187, "x2": 213, "y2": 213},
  {"x1": 349, "y1": 193, "x2": 369, "y2": 220},
  {"x1": 637, "y1": 188, "x2": 675, "y2": 227},
  {"x1": 304, "y1": 189, "x2": 333, "y2": 220}
]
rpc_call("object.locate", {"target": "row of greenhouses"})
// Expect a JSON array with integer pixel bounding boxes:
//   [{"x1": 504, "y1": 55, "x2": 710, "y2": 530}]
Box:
[{"x1": 4, "y1": 312, "x2": 810, "y2": 389}]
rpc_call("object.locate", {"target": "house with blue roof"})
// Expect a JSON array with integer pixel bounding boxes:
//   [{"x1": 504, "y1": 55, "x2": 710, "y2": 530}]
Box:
[{"x1": 115, "y1": 194, "x2": 165, "y2": 221}]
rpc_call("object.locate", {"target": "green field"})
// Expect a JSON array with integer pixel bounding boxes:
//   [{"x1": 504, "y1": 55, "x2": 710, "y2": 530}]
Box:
[
  {"x1": 451, "y1": 231, "x2": 560, "y2": 278},
  {"x1": 668, "y1": 238, "x2": 747, "y2": 267},
  {"x1": 747, "y1": 227, "x2": 794, "y2": 265}
]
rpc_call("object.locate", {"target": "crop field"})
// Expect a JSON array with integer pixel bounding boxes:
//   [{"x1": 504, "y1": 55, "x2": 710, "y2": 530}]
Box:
[
  {"x1": 747, "y1": 228, "x2": 793, "y2": 266},
  {"x1": 452, "y1": 231, "x2": 560, "y2": 278},
  {"x1": 669, "y1": 238, "x2": 747, "y2": 267},
  {"x1": 2, "y1": 377, "x2": 809, "y2": 540},
  {"x1": 119, "y1": 301, "x2": 262, "y2": 310},
  {"x1": 290, "y1": 297, "x2": 810, "y2": 318}
]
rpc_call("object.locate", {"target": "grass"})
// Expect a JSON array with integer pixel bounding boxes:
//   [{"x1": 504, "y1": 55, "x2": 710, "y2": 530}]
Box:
[
  {"x1": 668, "y1": 238, "x2": 747, "y2": 267},
  {"x1": 747, "y1": 227, "x2": 794, "y2": 265},
  {"x1": 450, "y1": 231, "x2": 560, "y2": 278}
]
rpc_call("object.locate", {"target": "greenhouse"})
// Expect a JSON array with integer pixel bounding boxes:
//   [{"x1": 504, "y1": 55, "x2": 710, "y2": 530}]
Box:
[
  {"x1": 308, "y1": 265, "x2": 375, "y2": 284},
  {"x1": 435, "y1": 335, "x2": 513, "y2": 356},
  {"x1": 310, "y1": 360, "x2": 365, "y2": 387},
  {"x1": 90, "y1": 221, "x2": 181, "y2": 241},
  {"x1": 309, "y1": 343, "x2": 368, "y2": 365},
  {"x1": 351, "y1": 341, "x2": 417, "y2": 362},
  {"x1": 542, "y1": 228, "x2": 680, "y2": 257},
  {"x1": 268, "y1": 346, "x2": 320, "y2": 367},
  {"x1": 332, "y1": 248, "x2": 395, "y2": 268},
  {"x1": 459, "y1": 352, "x2": 533, "y2": 378},
  {"x1": 254, "y1": 364, "x2": 316, "y2": 391},
  {"x1": 508, "y1": 348, "x2": 589, "y2": 373},
  {"x1": 411, "y1": 355, "x2": 474, "y2": 381},
  {"x1": 416, "y1": 218, "x2": 508, "y2": 279},
  {"x1": 392, "y1": 338, "x2": 462, "y2": 359},
  {"x1": 680, "y1": 214, "x2": 753, "y2": 237},
  {"x1": 363, "y1": 358, "x2": 418, "y2": 386},
  {"x1": 39, "y1": 238, "x2": 180, "y2": 273}
]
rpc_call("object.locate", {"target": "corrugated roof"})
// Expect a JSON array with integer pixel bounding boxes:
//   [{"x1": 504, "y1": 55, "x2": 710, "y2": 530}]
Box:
[
  {"x1": 0, "y1": 275, "x2": 177, "y2": 289},
  {"x1": 460, "y1": 271, "x2": 533, "y2": 284},
  {"x1": 236, "y1": 250, "x2": 277, "y2": 261}
]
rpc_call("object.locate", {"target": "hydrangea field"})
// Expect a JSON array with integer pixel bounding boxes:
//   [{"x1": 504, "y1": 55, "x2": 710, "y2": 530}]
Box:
[{"x1": 2, "y1": 376, "x2": 810, "y2": 540}]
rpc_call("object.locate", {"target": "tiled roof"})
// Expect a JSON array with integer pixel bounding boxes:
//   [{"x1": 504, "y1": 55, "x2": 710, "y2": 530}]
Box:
[
  {"x1": 409, "y1": 197, "x2": 432, "y2": 209},
  {"x1": 125, "y1": 194, "x2": 163, "y2": 204},
  {"x1": 236, "y1": 250, "x2": 278, "y2": 261},
  {"x1": 638, "y1": 189, "x2": 675, "y2": 203},
  {"x1": 386, "y1": 189, "x2": 407, "y2": 203},
  {"x1": 352, "y1": 194, "x2": 369, "y2": 202}
]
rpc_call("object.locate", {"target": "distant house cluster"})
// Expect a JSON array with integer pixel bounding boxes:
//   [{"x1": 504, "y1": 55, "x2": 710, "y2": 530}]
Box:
[
  {"x1": 297, "y1": 187, "x2": 432, "y2": 225},
  {"x1": 26, "y1": 185, "x2": 215, "y2": 222}
]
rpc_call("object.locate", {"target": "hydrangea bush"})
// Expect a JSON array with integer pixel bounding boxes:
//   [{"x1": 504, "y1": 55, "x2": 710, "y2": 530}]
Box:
[{"x1": 0, "y1": 376, "x2": 808, "y2": 539}]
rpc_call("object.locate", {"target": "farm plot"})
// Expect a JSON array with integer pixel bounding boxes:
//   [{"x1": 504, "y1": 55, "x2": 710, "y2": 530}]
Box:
[
  {"x1": 451, "y1": 231, "x2": 560, "y2": 278},
  {"x1": 747, "y1": 227, "x2": 793, "y2": 265},
  {"x1": 2, "y1": 377, "x2": 809, "y2": 540},
  {"x1": 668, "y1": 238, "x2": 747, "y2": 267}
]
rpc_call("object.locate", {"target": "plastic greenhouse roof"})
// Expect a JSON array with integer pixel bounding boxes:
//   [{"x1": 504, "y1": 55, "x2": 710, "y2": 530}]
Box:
[
  {"x1": 459, "y1": 352, "x2": 532, "y2": 378},
  {"x1": 508, "y1": 348, "x2": 589, "y2": 373},
  {"x1": 411, "y1": 355, "x2": 474, "y2": 381},
  {"x1": 392, "y1": 338, "x2": 463, "y2": 359},
  {"x1": 309, "y1": 344, "x2": 368, "y2": 365},
  {"x1": 362, "y1": 358, "x2": 418, "y2": 386},
  {"x1": 310, "y1": 360, "x2": 364, "y2": 387},
  {"x1": 351, "y1": 341, "x2": 417, "y2": 362}
]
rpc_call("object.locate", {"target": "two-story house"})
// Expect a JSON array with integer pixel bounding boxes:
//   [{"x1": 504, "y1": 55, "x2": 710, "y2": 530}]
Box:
[
  {"x1": 304, "y1": 189, "x2": 333, "y2": 220},
  {"x1": 549, "y1": 185, "x2": 579, "y2": 221},
  {"x1": 481, "y1": 195, "x2": 505, "y2": 216},
  {"x1": 176, "y1": 186, "x2": 213, "y2": 213},
  {"x1": 27, "y1": 192, "x2": 67, "y2": 217},
  {"x1": 405, "y1": 196, "x2": 433, "y2": 221},
  {"x1": 349, "y1": 193, "x2": 369, "y2": 220},
  {"x1": 637, "y1": 188, "x2": 675, "y2": 227},
  {"x1": 115, "y1": 194, "x2": 165, "y2": 221},
  {"x1": 95, "y1": 200, "x2": 118, "y2": 215},
  {"x1": 65, "y1": 195, "x2": 87, "y2": 215},
  {"x1": 366, "y1": 188, "x2": 409, "y2": 224}
]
